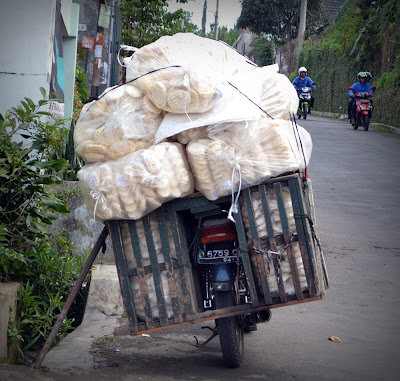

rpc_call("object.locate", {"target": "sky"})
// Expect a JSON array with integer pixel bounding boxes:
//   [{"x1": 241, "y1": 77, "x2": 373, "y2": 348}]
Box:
[{"x1": 168, "y1": 0, "x2": 242, "y2": 33}]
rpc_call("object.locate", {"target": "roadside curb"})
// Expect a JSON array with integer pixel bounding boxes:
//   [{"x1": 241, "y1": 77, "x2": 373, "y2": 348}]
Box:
[{"x1": 311, "y1": 111, "x2": 400, "y2": 134}]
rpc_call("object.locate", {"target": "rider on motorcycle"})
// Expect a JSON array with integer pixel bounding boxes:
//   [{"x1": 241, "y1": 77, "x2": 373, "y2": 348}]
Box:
[
  {"x1": 348, "y1": 71, "x2": 374, "y2": 124},
  {"x1": 292, "y1": 67, "x2": 316, "y2": 113}
]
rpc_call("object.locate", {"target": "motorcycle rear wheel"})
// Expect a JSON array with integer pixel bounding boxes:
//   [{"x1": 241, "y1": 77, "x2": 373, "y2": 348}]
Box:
[
  {"x1": 214, "y1": 290, "x2": 244, "y2": 368},
  {"x1": 363, "y1": 115, "x2": 370, "y2": 131},
  {"x1": 302, "y1": 104, "x2": 308, "y2": 119}
]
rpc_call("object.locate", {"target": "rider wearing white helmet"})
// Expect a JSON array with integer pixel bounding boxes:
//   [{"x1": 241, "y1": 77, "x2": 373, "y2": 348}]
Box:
[{"x1": 292, "y1": 67, "x2": 316, "y2": 113}]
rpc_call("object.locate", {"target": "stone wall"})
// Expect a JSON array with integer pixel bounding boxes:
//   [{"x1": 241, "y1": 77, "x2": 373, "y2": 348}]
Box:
[{"x1": 50, "y1": 181, "x2": 115, "y2": 264}]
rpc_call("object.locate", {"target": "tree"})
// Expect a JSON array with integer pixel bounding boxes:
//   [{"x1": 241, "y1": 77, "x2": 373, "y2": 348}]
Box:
[
  {"x1": 251, "y1": 37, "x2": 274, "y2": 66},
  {"x1": 237, "y1": 0, "x2": 325, "y2": 44},
  {"x1": 121, "y1": 0, "x2": 188, "y2": 48}
]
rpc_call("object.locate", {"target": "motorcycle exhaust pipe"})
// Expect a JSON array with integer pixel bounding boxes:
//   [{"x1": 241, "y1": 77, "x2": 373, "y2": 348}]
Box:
[{"x1": 256, "y1": 309, "x2": 272, "y2": 323}]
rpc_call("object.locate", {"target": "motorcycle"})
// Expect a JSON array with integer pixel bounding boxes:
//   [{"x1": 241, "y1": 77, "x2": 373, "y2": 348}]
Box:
[
  {"x1": 349, "y1": 86, "x2": 376, "y2": 131},
  {"x1": 195, "y1": 214, "x2": 270, "y2": 368},
  {"x1": 296, "y1": 85, "x2": 315, "y2": 120}
]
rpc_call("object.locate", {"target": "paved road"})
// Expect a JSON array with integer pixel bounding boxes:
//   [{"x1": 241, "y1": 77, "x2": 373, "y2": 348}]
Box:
[{"x1": 2, "y1": 116, "x2": 399, "y2": 381}]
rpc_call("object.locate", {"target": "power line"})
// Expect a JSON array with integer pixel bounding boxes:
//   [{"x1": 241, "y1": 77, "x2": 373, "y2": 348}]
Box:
[{"x1": 189, "y1": 0, "x2": 216, "y2": 16}]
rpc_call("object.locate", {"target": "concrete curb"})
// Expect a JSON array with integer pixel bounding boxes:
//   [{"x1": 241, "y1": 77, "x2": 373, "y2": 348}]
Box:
[{"x1": 311, "y1": 111, "x2": 400, "y2": 134}]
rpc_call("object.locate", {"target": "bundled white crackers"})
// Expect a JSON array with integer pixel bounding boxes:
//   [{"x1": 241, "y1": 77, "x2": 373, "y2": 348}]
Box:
[
  {"x1": 186, "y1": 119, "x2": 312, "y2": 201},
  {"x1": 240, "y1": 187, "x2": 308, "y2": 296},
  {"x1": 78, "y1": 142, "x2": 194, "y2": 220}
]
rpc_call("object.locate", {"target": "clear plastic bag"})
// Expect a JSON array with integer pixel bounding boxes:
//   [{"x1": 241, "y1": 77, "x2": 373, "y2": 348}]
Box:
[
  {"x1": 125, "y1": 33, "x2": 255, "y2": 115},
  {"x1": 77, "y1": 142, "x2": 194, "y2": 221},
  {"x1": 74, "y1": 83, "x2": 163, "y2": 163},
  {"x1": 186, "y1": 118, "x2": 312, "y2": 201}
]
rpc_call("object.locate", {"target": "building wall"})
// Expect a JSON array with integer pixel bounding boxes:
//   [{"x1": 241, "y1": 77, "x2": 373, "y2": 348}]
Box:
[
  {"x1": 73, "y1": 0, "x2": 122, "y2": 98},
  {"x1": 0, "y1": 0, "x2": 79, "y2": 119}
]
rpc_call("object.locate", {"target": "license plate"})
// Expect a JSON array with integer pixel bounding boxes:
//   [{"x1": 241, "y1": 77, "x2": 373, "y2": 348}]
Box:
[{"x1": 197, "y1": 248, "x2": 238, "y2": 264}]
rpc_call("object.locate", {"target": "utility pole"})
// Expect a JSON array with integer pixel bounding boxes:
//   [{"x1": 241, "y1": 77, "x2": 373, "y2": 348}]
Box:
[
  {"x1": 298, "y1": 0, "x2": 307, "y2": 39},
  {"x1": 214, "y1": 0, "x2": 219, "y2": 40}
]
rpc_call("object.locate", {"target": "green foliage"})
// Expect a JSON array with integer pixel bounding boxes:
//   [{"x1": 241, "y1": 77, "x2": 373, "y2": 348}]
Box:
[
  {"x1": 0, "y1": 90, "x2": 71, "y2": 253},
  {"x1": 298, "y1": 0, "x2": 400, "y2": 126},
  {"x1": 12, "y1": 237, "x2": 89, "y2": 350},
  {"x1": 7, "y1": 320, "x2": 23, "y2": 347},
  {"x1": 237, "y1": 0, "x2": 326, "y2": 44},
  {"x1": 250, "y1": 37, "x2": 274, "y2": 66},
  {"x1": 0, "y1": 90, "x2": 88, "y2": 351},
  {"x1": 75, "y1": 65, "x2": 89, "y2": 103},
  {"x1": 121, "y1": 0, "x2": 188, "y2": 48}
]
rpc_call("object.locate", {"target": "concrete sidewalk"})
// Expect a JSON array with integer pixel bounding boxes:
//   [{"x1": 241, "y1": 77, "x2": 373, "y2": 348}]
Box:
[{"x1": 1, "y1": 265, "x2": 126, "y2": 380}]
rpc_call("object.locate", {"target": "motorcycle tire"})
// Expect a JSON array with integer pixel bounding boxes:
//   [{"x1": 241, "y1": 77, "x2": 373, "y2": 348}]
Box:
[
  {"x1": 302, "y1": 104, "x2": 308, "y2": 119},
  {"x1": 214, "y1": 290, "x2": 244, "y2": 368},
  {"x1": 363, "y1": 115, "x2": 370, "y2": 131}
]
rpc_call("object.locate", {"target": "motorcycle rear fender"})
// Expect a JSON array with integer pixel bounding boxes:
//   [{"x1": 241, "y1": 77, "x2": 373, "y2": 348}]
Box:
[{"x1": 210, "y1": 263, "x2": 236, "y2": 285}]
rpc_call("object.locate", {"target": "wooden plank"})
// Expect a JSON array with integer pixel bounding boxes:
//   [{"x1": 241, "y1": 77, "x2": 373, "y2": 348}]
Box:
[
  {"x1": 129, "y1": 296, "x2": 323, "y2": 336},
  {"x1": 156, "y1": 207, "x2": 182, "y2": 323},
  {"x1": 167, "y1": 202, "x2": 194, "y2": 318},
  {"x1": 259, "y1": 184, "x2": 288, "y2": 303},
  {"x1": 293, "y1": 176, "x2": 323, "y2": 297},
  {"x1": 243, "y1": 188, "x2": 272, "y2": 304},
  {"x1": 127, "y1": 220, "x2": 155, "y2": 330},
  {"x1": 234, "y1": 200, "x2": 259, "y2": 306},
  {"x1": 288, "y1": 178, "x2": 315, "y2": 295},
  {"x1": 106, "y1": 221, "x2": 138, "y2": 332},
  {"x1": 292, "y1": 176, "x2": 320, "y2": 296},
  {"x1": 142, "y1": 215, "x2": 169, "y2": 327},
  {"x1": 274, "y1": 182, "x2": 303, "y2": 300}
]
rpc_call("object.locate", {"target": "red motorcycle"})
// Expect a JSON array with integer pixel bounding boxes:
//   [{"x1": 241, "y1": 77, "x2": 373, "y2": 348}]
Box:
[{"x1": 349, "y1": 86, "x2": 376, "y2": 131}]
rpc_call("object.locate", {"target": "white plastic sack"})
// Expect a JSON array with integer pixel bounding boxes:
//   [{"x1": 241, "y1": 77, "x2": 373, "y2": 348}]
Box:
[
  {"x1": 155, "y1": 64, "x2": 299, "y2": 143},
  {"x1": 74, "y1": 83, "x2": 163, "y2": 163},
  {"x1": 77, "y1": 142, "x2": 194, "y2": 220},
  {"x1": 155, "y1": 72, "x2": 265, "y2": 143},
  {"x1": 125, "y1": 33, "x2": 256, "y2": 115},
  {"x1": 186, "y1": 119, "x2": 312, "y2": 201}
]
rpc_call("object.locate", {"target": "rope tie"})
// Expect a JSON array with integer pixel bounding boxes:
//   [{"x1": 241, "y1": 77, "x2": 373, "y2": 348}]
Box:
[
  {"x1": 90, "y1": 190, "x2": 107, "y2": 222},
  {"x1": 228, "y1": 163, "x2": 242, "y2": 223}
]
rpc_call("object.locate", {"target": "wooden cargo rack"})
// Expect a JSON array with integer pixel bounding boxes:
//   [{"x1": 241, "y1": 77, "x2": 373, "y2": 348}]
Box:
[{"x1": 106, "y1": 172, "x2": 329, "y2": 335}]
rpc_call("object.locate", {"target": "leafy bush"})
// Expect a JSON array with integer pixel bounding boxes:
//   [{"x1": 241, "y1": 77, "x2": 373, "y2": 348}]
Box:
[
  {"x1": 250, "y1": 37, "x2": 274, "y2": 66},
  {"x1": 0, "y1": 89, "x2": 88, "y2": 351},
  {"x1": 75, "y1": 65, "x2": 89, "y2": 104}
]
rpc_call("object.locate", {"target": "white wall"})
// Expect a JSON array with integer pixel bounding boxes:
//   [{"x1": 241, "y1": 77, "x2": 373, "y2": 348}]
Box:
[
  {"x1": 0, "y1": 0, "x2": 56, "y2": 116},
  {"x1": 0, "y1": 0, "x2": 79, "y2": 120}
]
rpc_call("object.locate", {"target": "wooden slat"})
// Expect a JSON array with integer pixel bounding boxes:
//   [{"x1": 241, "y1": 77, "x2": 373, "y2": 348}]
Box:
[
  {"x1": 259, "y1": 184, "x2": 288, "y2": 303},
  {"x1": 274, "y1": 182, "x2": 303, "y2": 300},
  {"x1": 243, "y1": 188, "x2": 272, "y2": 304},
  {"x1": 127, "y1": 220, "x2": 155, "y2": 330},
  {"x1": 106, "y1": 221, "x2": 138, "y2": 332},
  {"x1": 292, "y1": 176, "x2": 323, "y2": 297},
  {"x1": 142, "y1": 215, "x2": 169, "y2": 326},
  {"x1": 288, "y1": 179, "x2": 315, "y2": 295},
  {"x1": 167, "y1": 202, "x2": 194, "y2": 318},
  {"x1": 234, "y1": 200, "x2": 259, "y2": 306},
  {"x1": 156, "y1": 207, "x2": 182, "y2": 323}
]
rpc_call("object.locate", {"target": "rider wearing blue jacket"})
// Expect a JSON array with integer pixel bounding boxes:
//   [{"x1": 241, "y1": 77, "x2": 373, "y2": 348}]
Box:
[
  {"x1": 292, "y1": 67, "x2": 315, "y2": 112},
  {"x1": 348, "y1": 71, "x2": 374, "y2": 123}
]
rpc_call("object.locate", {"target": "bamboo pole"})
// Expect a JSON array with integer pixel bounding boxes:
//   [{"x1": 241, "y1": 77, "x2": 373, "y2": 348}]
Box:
[{"x1": 33, "y1": 226, "x2": 109, "y2": 369}]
